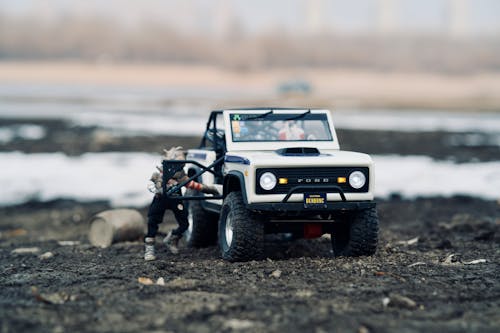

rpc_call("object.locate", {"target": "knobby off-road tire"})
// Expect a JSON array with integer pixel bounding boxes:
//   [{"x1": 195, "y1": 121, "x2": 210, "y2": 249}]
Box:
[
  {"x1": 218, "y1": 191, "x2": 264, "y2": 262},
  {"x1": 184, "y1": 189, "x2": 218, "y2": 248},
  {"x1": 331, "y1": 207, "x2": 379, "y2": 257}
]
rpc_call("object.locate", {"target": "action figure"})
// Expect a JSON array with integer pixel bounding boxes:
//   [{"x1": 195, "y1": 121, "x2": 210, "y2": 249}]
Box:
[
  {"x1": 144, "y1": 146, "x2": 219, "y2": 261},
  {"x1": 279, "y1": 121, "x2": 305, "y2": 140}
]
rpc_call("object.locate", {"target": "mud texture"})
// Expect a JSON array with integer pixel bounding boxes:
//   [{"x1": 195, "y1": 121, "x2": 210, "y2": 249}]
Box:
[{"x1": 1, "y1": 197, "x2": 499, "y2": 333}]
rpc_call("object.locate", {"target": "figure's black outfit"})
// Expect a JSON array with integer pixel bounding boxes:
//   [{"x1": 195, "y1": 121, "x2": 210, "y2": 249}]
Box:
[{"x1": 146, "y1": 193, "x2": 188, "y2": 238}]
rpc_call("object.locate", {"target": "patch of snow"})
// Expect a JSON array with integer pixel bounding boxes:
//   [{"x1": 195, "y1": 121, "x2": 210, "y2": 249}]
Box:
[
  {"x1": 373, "y1": 155, "x2": 500, "y2": 200},
  {"x1": 0, "y1": 152, "x2": 158, "y2": 207},
  {"x1": 0, "y1": 153, "x2": 499, "y2": 207},
  {"x1": 333, "y1": 109, "x2": 500, "y2": 133}
]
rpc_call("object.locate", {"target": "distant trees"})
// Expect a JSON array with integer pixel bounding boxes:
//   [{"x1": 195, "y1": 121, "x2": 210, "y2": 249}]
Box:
[{"x1": 1, "y1": 12, "x2": 499, "y2": 73}]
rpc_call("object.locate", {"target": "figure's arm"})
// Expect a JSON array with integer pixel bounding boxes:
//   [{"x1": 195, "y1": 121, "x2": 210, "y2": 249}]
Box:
[{"x1": 176, "y1": 175, "x2": 220, "y2": 195}]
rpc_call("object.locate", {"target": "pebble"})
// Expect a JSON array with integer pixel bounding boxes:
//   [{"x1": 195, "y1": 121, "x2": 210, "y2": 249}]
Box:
[
  {"x1": 383, "y1": 293, "x2": 417, "y2": 310},
  {"x1": 408, "y1": 262, "x2": 426, "y2": 268},
  {"x1": 224, "y1": 319, "x2": 255, "y2": 330},
  {"x1": 396, "y1": 237, "x2": 419, "y2": 246},
  {"x1": 269, "y1": 269, "x2": 282, "y2": 278},
  {"x1": 32, "y1": 287, "x2": 72, "y2": 305},
  {"x1": 39, "y1": 252, "x2": 54, "y2": 260},
  {"x1": 57, "y1": 241, "x2": 80, "y2": 246},
  {"x1": 138, "y1": 277, "x2": 154, "y2": 285},
  {"x1": 358, "y1": 325, "x2": 370, "y2": 333},
  {"x1": 463, "y1": 259, "x2": 487, "y2": 265},
  {"x1": 295, "y1": 289, "x2": 313, "y2": 298},
  {"x1": 156, "y1": 277, "x2": 165, "y2": 286},
  {"x1": 11, "y1": 247, "x2": 40, "y2": 254}
]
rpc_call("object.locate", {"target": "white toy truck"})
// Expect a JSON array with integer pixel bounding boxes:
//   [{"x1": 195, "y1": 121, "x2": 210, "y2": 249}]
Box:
[{"x1": 162, "y1": 108, "x2": 378, "y2": 262}]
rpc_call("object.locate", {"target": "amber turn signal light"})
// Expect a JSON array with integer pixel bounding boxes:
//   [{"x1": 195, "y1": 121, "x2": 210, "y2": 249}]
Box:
[{"x1": 278, "y1": 178, "x2": 288, "y2": 185}]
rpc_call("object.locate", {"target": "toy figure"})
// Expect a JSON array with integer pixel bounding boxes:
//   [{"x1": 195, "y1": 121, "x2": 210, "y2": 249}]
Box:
[
  {"x1": 144, "y1": 146, "x2": 219, "y2": 261},
  {"x1": 279, "y1": 121, "x2": 305, "y2": 140}
]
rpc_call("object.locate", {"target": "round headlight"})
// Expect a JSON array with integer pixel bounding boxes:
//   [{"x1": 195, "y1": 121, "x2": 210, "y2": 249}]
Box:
[
  {"x1": 349, "y1": 171, "x2": 366, "y2": 189},
  {"x1": 259, "y1": 172, "x2": 277, "y2": 191}
]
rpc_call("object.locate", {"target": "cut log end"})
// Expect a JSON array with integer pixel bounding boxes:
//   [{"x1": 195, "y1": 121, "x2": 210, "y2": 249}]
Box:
[{"x1": 88, "y1": 209, "x2": 145, "y2": 248}]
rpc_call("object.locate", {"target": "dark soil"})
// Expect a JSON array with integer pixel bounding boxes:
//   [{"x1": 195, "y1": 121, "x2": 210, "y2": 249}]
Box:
[
  {"x1": 0, "y1": 197, "x2": 499, "y2": 333},
  {"x1": 1, "y1": 117, "x2": 499, "y2": 332}
]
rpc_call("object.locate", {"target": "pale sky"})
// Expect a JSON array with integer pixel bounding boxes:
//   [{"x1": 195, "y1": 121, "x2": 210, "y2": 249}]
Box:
[{"x1": 1, "y1": 0, "x2": 499, "y2": 36}]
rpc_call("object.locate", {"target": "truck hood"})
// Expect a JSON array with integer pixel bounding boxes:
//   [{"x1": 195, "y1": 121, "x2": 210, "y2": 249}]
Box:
[{"x1": 225, "y1": 150, "x2": 373, "y2": 167}]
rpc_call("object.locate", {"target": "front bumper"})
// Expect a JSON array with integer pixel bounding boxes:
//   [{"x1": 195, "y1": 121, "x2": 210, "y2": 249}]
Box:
[{"x1": 246, "y1": 201, "x2": 376, "y2": 213}]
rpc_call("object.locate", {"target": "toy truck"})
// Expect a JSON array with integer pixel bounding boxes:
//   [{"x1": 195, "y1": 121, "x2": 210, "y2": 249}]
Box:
[{"x1": 162, "y1": 108, "x2": 378, "y2": 262}]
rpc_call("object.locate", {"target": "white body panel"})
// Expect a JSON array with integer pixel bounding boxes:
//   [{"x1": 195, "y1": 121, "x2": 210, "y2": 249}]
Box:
[{"x1": 224, "y1": 150, "x2": 374, "y2": 204}]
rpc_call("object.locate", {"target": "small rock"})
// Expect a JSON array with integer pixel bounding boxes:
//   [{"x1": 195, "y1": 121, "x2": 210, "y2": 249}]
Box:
[
  {"x1": 156, "y1": 277, "x2": 165, "y2": 286},
  {"x1": 442, "y1": 253, "x2": 461, "y2": 265},
  {"x1": 358, "y1": 325, "x2": 370, "y2": 333},
  {"x1": 57, "y1": 241, "x2": 80, "y2": 246},
  {"x1": 137, "y1": 277, "x2": 154, "y2": 285},
  {"x1": 463, "y1": 259, "x2": 487, "y2": 265},
  {"x1": 384, "y1": 293, "x2": 417, "y2": 310},
  {"x1": 443, "y1": 254, "x2": 454, "y2": 264},
  {"x1": 32, "y1": 287, "x2": 71, "y2": 305},
  {"x1": 224, "y1": 319, "x2": 255, "y2": 330},
  {"x1": 295, "y1": 289, "x2": 313, "y2": 298},
  {"x1": 269, "y1": 269, "x2": 282, "y2": 278},
  {"x1": 396, "y1": 237, "x2": 419, "y2": 246},
  {"x1": 39, "y1": 252, "x2": 54, "y2": 260},
  {"x1": 11, "y1": 247, "x2": 40, "y2": 254},
  {"x1": 407, "y1": 262, "x2": 426, "y2": 268}
]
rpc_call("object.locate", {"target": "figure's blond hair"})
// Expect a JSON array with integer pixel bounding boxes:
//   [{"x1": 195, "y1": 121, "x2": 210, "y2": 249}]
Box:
[{"x1": 163, "y1": 146, "x2": 184, "y2": 160}]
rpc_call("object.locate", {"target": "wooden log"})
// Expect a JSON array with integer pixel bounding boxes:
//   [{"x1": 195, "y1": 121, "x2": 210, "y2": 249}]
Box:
[{"x1": 88, "y1": 209, "x2": 145, "y2": 248}]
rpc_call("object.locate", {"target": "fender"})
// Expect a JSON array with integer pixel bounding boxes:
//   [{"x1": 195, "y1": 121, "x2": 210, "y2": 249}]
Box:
[{"x1": 223, "y1": 171, "x2": 249, "y2": 205}]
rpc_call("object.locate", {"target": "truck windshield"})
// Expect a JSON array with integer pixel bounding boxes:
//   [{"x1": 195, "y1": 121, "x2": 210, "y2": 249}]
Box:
[{"x1": 230, "y1": 113, "x2": 333, "y2": 142}]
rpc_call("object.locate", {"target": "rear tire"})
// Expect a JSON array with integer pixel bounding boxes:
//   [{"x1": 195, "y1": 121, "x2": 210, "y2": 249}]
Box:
[
  {"x1": 331, "y1": 207, "x2": 379, "y2": 256},
  {"x1": 184, "y1": 189, "x2": 218, "y2": 248},
  {"x1": 218, "y1": 191, "x2": 264, "y2": 262}
]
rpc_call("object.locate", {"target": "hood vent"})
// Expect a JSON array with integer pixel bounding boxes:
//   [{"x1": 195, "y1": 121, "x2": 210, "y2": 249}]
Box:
[{"x1": 276, "y1": 147, "x2": 320, "y2": 156}]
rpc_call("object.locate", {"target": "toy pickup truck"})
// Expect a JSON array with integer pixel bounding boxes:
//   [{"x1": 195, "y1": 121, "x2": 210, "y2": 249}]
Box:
[{"x1": 163, "y1": 108, "x2": 378, "y2": 262}]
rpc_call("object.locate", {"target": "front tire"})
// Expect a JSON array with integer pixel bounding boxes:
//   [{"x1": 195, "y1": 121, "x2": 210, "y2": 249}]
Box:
[
  {"x1": 184, "y1": 189, "x2": 218, "y2": 247},
  {"x1": 218, "y1": 191, "x2": 264, "y2": 262},
  {"x1": 331, "y1": 207, "x2": 379, "y2": 256}
]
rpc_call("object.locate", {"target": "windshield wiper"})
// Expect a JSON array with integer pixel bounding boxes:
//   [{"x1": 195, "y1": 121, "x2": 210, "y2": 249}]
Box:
[
  {"x1": 285, "y1": 109, "x2": 311, "y2": 121},
  {"x1": 247, "y1": 110, "x2": 273, "y2": 120}
]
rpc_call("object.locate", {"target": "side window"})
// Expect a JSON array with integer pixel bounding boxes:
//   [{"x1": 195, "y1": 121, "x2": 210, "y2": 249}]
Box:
[{"x1": 202, "y1": 112, "x2": 226, "y2": 154}]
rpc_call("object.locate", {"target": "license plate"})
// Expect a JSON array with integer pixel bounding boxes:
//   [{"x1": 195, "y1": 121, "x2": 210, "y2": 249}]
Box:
[{"x1": 304, "y1": 193, "x2": 326, "y2": 208}]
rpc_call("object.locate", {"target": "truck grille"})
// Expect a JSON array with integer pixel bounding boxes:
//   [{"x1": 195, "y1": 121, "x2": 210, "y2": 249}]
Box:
[{"x1": 255, "y1": 167, "x2": 369, "y2": 194}]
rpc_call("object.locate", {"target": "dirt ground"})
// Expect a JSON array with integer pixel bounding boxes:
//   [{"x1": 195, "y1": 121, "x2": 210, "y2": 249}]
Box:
[{"x1": 1, "y1": 118, "x2": 499, "y2": 333}]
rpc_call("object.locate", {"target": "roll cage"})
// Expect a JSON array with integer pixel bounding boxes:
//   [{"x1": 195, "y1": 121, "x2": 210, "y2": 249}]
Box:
[{"x1": 162, "y1": 110, "x2": 226, "y2": 201}]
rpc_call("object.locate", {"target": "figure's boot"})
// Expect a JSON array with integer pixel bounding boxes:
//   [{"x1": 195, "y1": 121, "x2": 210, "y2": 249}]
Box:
[
  {"x1": 144, "y1": 237, "x2": 156, "y2": 261},
  {"x1": 163, "y1": 231, "x2": 181, "y2": 254}
]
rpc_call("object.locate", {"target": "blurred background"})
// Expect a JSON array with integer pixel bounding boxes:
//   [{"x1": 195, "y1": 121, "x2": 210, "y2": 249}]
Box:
[{"x1": 0, "y1": 0, "x2": 499, "y2": 206}]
